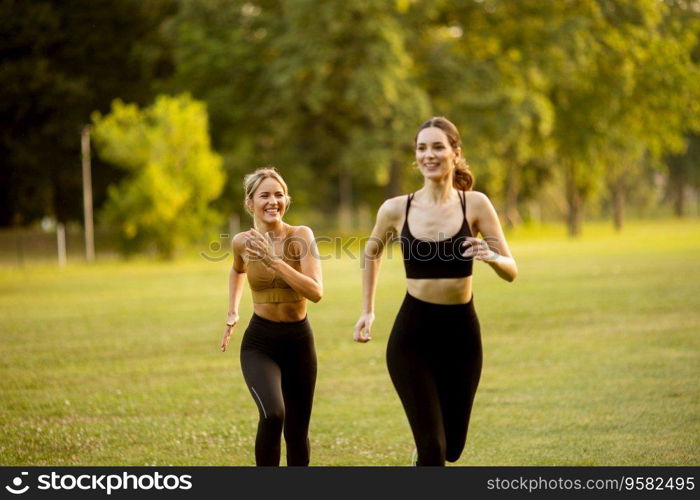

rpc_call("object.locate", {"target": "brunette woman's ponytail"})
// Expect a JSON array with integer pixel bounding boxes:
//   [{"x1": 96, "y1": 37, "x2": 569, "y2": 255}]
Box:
[{"x1": 453, "y1": 157, "x2": 474, "y2": 191}]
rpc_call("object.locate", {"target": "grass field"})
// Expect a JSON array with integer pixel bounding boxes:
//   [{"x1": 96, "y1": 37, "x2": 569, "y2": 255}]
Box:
[{"x1": 1, "y1": 219, "x2": 698, "y2": 466}]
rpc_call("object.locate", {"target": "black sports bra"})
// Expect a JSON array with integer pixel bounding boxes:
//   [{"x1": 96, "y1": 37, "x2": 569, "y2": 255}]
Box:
[{"x1": 400, "y1": 190, "x2": 474, "y2": 279}]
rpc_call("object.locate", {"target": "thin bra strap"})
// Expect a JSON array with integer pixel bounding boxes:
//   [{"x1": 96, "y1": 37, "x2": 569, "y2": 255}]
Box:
[
  {"x1": 459, "y1": 190, "x2": 467, "y2": 219},
  {"x1": 405, "y1": 193, "x2": 414, "y2": 217}
]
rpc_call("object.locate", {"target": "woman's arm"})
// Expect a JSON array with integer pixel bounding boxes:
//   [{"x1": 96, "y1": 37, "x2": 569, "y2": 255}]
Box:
[
  {"x1": 221, "y1": 234, "x2": 248, "y2": 352},
  {"x1": 249, "y1": 226, "x2": 323, "y2": 303},
  {"x1": 464, "y1": 192, "x2": 518, "y2": 282},
  {"x1": 353, "y1": 197, "x2": 402, "y2": 342}
]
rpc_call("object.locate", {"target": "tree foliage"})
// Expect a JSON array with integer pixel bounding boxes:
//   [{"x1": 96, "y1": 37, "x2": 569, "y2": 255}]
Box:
[
  {"x1": 91, "y1": 94, "x2": 224, "y2": 258},
  {"x1": 0, "y1": 0, "x2": 174, "y2": 226},
  {"x1": 211, "y1": 0, "x2": 697, "y2": 234},
  {"x1": 3, "y1": 0, "x2": 700, "y2": 237}
]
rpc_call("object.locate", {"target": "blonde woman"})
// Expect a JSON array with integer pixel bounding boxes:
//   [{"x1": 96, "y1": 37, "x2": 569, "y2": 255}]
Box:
[
  {"x1": 353, "y1": 117, "x2": 517, "y2": 466},
  {"x1": 221, "y1": 167, "x2": 323, "y2": 466}
]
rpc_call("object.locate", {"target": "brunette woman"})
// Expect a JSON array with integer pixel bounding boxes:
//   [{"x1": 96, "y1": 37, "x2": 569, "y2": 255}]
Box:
[{"x1": 353, "y1": 117, "x2": 517, "y2": 466}]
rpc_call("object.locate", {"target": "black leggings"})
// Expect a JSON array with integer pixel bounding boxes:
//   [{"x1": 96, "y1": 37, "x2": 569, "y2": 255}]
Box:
[
  {"x1": 240, "y1": 313, "x2": 317, "y2": 466},
  {"x1": 387, "y1": 293, "x2": 482, "y2": 466}
]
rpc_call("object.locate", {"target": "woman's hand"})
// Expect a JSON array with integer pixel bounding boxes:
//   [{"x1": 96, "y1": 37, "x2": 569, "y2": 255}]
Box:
[
  {"x1": 221, "y1": 312, "x2": 239, "y2": 352},
  {"x1": 353, "y1": 312, "x2": 375, "y2": 343},
  {"x1": 245, "y1": 229, "x2": 278, "y2": 265},
  {"x1": 462, "y1": 237, "x2": 500, "y2": 262}
]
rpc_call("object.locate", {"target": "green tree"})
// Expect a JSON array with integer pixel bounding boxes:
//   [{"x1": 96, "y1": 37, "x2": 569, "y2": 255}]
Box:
[
  {"x1": 600, "y1": 0, "x2": 700, "y2": 230},
  {"x1": 160, "y1": 0, "x2": 700, "y2": 234},
  {"x1": 164, "y1": 0, "x2": 282, "y2": 219},
  {"x1": 410, "y1": 0, "x2": 698, "y2": 233},
  {"x1": 262, "y1": 0, "x2": 429, "y2": 228},
  {"x1": 167, "y1": 0, "x2": 429, "y2": 226},
  {"x1": 601, "y1": 137, "x2": 647, "y2": 231},
  {"x1": 661, "y1": 1, "x2": 700, "y2": 218},
  {"x1": 547, "y1": 0, "x2": 700, "y2": 235},
  {"x1": 0, "y1": 0, "x2": 175, "y2": 227},
  {"x1": 665, "y1": 134, "x2": 700, "y2": 217},
  {"x1": 91, "y1": 94, "x2": 224, "y2": 258},
  {"x1": 404, "y1": 0, "x2": 557, "y2": 225}
]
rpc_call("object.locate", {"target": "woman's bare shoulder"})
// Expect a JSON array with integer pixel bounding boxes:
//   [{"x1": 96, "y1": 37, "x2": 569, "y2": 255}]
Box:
[
  {"x1": 465, "y1": 190, "x2": 490, "y2": 203},
  {"x1": 465, "y1": 190, "x2": 493, "y2": 211},
  {"x1": 378, "y1": 195, "x2": 410, "y2": 221},
  {"x1": 231, "y1": 231, "x2": 250, "y2": 251},
  {"x1": 288, "y1": 225, "x2": 315, "y2": 240}
]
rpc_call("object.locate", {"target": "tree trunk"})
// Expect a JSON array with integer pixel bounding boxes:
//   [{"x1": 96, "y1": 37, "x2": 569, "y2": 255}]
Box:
[
  {"x1": 672, "y1": 180, "x2": 685, "y2": 218},
  {"x1": 503, "y1": 164, "x2": 521, "y2": 228},
  {"x1": 612, "y1": 182, "x2": 624, "y2": 232},
  {"x1": 385, "y1": 158, "x2": 403, "y2": 199},
  {"x1": 338, "y1": 168, "x2": 353, "y2": 232},
  {"x1": 565, "y1": 167, "x2": 583, "y2": 237},
  {"x1": 667, "y1": 165, "x2": 687, "y2": 218}
]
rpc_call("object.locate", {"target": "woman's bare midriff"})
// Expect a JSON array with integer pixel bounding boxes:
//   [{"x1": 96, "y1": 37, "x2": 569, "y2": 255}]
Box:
[
  {"x1": 254, "y1": 300, "x2": 307, "y2": 322},
  {"x1": 406, "y1": 276, "x2": 473, "y2": 304}
]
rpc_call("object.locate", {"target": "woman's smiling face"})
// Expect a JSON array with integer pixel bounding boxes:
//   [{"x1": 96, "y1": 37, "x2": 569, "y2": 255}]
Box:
[
  {"x1": 415, "y1": 126, "x2": 460, "y2": 181},
  {"x1": 249, "y1": 177, "x2": 287, "y2": 223}
]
